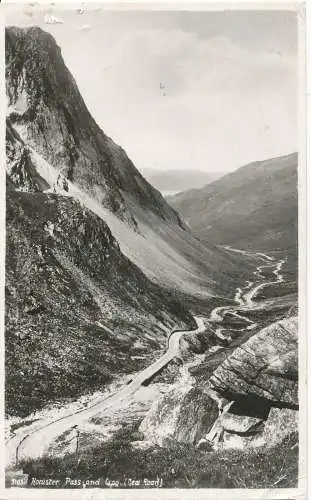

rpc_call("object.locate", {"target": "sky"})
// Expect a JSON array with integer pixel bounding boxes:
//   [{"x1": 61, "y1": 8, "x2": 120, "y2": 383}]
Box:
[{"x1": 6, "y1": 7, "x2": 298, "y2": 173}]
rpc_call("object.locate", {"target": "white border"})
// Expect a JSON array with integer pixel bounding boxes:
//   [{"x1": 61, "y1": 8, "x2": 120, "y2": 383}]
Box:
[
  {"x1": 0, "y1": 1, "x2": 305, "y2": 9},
  {"x1": 0, "y1": 2, "x2": 308, "y2": 500},
  {"x1": 0, "y1": 2, "x2": 6, "y2": 498}
]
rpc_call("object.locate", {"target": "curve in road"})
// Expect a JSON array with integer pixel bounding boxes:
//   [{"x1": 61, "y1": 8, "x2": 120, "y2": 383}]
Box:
[
  {"x1": 7, "y1": 251, "x2": 287, "y2": 466},
  {"x1": 7, "y1": 317, "x2": 205, "y2": 465},
  {"x1": 209, "y1": 251, "x2": 286, "y2": 339}
]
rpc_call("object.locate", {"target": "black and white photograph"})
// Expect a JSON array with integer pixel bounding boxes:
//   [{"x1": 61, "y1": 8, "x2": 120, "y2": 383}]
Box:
[{"x1": 2, "y1": 2, "x2": 307, "y2": 497}]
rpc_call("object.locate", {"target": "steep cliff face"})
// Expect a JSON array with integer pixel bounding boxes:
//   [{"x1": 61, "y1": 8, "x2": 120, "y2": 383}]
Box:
[
  {"x1": 6, "y1": 190, "x2": 193, "y2": 417},
  {"x1": 5, "y1": 26, "x2": 253, "y2": 297},
  {"x1": 6, "y1": 26, "x2": 182, "y2": 227},
  {"x1": 6, "y1": 118, "x2": 49, "y2": 192}
]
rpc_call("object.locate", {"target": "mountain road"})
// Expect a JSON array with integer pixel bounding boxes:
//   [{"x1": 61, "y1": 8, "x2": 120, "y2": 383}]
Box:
[{"x1": 7, "y1": 317, "x2": 205, "y2": 464}]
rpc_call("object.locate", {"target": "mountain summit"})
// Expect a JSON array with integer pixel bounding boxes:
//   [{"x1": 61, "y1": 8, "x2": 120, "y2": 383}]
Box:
[
  {"x1": 6, "y1": 26, "x2": 181, "y2": 227},
  {"x1": 6, "y1": 26, "x2": 251, "y2": 297}
]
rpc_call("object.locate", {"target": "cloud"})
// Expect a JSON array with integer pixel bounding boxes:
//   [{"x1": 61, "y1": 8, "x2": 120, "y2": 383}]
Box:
[{"x1": 44, "y1": 14, "x2": 64, "y2": 25}]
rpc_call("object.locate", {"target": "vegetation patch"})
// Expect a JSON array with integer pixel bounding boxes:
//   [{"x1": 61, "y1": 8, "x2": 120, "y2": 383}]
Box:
[{"x1": 14, "y1": 424, "x2": 298, "y2": 489}]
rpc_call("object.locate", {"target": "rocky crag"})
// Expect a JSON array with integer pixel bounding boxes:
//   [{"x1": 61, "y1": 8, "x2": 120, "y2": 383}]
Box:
[{"x1": 139, "y1": 317, "x2": 298, "y2": 450}]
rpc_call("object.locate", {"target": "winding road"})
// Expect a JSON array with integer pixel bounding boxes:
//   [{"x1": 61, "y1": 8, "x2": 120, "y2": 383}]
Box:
[
  {"x1": 7, "y1": 318, "x2": 205, "y2": 465},
  {"x1": 7, "y1": 249, "x2": 286, "y2": 467},
  {"x1": 208, "y1": 251, "x2": 286, "y2": 340}
]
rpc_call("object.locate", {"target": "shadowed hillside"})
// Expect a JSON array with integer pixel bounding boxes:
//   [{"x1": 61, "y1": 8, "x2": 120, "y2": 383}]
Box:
[
  {"x1": 168, "y1": 154, "x2": 298, "y2": 279},
  {"x1": 6, "y1": 191, "x2": 194, "y2": 417}
]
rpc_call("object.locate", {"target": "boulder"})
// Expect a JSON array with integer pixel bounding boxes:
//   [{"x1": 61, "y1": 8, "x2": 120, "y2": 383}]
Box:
[
  {"x1": 261, "y1": 407, "x2": 298, "y2": 447},
  {"x1": 139, "y1": 385, "x2": 219, "y2": 447},
  {"x1": 210, "y1": 317, "x2": 298, "y2": 408},
  {"x1": 174, "y1": 387, "x2": 219, "y2": 444}
]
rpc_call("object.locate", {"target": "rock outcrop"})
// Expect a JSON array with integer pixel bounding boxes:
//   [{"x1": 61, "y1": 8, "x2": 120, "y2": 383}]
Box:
[
  {"x1": 209, "y1": 317, "x2": 298, "y2": 408},
  {"x1": 260, "y1": 407, "x2": 298, "y2": 447},
  {"x1": 139, "y1": 317, "x2": 298, "y2": 451},
  {"x1": 139, "y1": 383, "x2": 219, "y2": 448},
  {"x1": 6, "y1": 118, "x2": 49, "y2": 192}
]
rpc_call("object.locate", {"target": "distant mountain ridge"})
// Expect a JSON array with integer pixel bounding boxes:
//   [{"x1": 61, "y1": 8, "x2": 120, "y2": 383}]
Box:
[
  {"x1": 141, "y1": 168, "x2": 224, "y2": 194},
  {"x1": 168, "y1": 153, "x2": 298, "y2": 274}
]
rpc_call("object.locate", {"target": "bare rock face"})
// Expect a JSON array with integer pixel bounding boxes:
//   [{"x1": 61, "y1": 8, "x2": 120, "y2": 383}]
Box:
[
  {"x1": 221, "y1": 407, "x2": 298, "y2": 450},
  {"x1": 222, "y1": 431, "x2": 265, "y2": 450},
  {"x1": 139, "y1": 384, "x2": 219, "y2": 447},
  {"x1": 210, "y1": 317, "x2": 298, "y2": 408},
  {"x1": 261, "y1": 407, "x2": 298, "y2": 447},
  {"x1": 221, "y1": 413, "x2": 264, "y2": 434},
  {"x1": 6, "y1": 26, "x2": 182, "y2": 227},
  {"x1": 218, "y1": 411, "x2": 267, "y2": 449},
  {"x1": 6, "y1": 118, "x2": 49, "y2": 192},
  {"x1": 173, "y1": 387, "x2": 219, "y2": 444}
]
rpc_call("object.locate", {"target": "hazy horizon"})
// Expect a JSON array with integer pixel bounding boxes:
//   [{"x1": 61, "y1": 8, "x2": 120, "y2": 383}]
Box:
[{"x1": 6, "y1": 7, "x2": 298, "y2": 174}]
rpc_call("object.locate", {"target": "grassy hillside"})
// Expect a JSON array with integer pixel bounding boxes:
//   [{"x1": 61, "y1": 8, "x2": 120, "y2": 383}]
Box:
[
  {"x1": 168, "y1": 154, "x2": 298, "y2": 264},
  {"x1": 15, "y1": 423, "x2": 298, "y2": 489}
]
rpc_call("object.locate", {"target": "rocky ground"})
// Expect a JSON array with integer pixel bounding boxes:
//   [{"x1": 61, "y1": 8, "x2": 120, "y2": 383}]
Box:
[
  {"x1": 6, "y1": 313, "x2": 298, "y2": 489},
  {"x1": 138, "y1": 317, "x2": 298, "y2": 451},
  {"x1": 6, "y1": 190, "x2": 193, "y2": 418}
]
